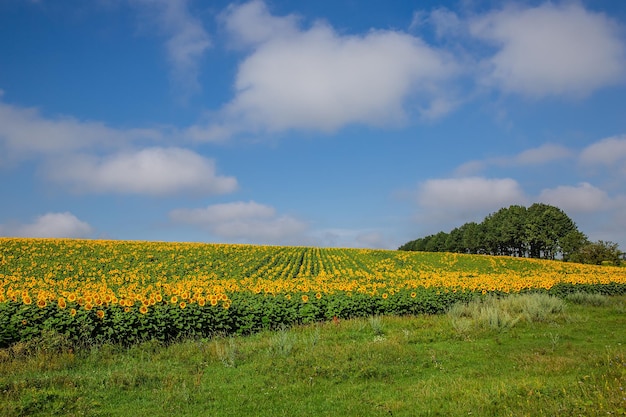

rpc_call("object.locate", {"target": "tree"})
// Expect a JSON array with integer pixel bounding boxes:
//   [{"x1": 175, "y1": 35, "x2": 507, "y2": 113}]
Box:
[
  {"x1": 481, "y1": 206, "x2": 528, "y2": 256},
  {"x1": 525, "y1": 203, "x2": 577, "y2": 259},
  {"x1": 445, "y1": 227, "x2": 464, "y2": 253},
  {"x1": 570, "y1": 240, "x2": 622, "y2": 265},
  {"x1": 399, "y1": 203, "x2": 585, "y2": 261},
  {"x1": 501, "y1": 205, "x2": 528, "y2": 257},
  {"x1": 559, "y1": 230, "x2": 589, "y2": 262},
  {"x1": 460, "y1": 222, "x2": 483, "y2": 254},
  {"x1": 425, "y1": 232, "x2": 449, "y2": 252}
]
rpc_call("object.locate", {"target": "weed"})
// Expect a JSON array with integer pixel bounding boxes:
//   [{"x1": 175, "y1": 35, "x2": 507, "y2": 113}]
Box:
[
  {"x1": 268, "y1": 326, "x2": 295, "y2": 357},
  {"x1": 369, "y1": 316, "x2": 384, "y2": 336},
  {"x1": 215, "y1": 337, "x2": 239, "y2": 367},
  {"x1": 566, "y1": 292, "x2": 610, "y2": 306},
  {"x1": 448, "y1": 293, "x2": 565, "y2": 333}
]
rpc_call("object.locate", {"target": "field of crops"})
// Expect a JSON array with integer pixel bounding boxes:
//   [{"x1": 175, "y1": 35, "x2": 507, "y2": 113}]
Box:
[{"x1": 1, "y1": 238, "x2": 625, "y2": 347}]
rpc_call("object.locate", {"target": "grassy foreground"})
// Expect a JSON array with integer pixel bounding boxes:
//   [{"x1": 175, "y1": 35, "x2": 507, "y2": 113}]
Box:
[{"x1": 1, "y1": 294, "x2": 624, "y2": 417}]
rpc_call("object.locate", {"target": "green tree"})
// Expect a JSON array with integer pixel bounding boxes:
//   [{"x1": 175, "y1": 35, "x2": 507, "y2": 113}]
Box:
[
  {"x1": 445, "y1": 227, "x2": 464, "y2": 253},
  {"x1": 425, "y1": 232, "x2": 449, "y2": 252},
  {"x1": 560, "y1": 230, "x2": 589, "y2": 262},
  {"x1": 399, "y1": 203, "x2": 584, "y2": 261},
  {"x1": 525, "y1": 203, "x2": 577, "y2": 259},
  {"x1": 571, "y1": 240, "x2": 622, "y2": 265},
  {"x1": 460, "y1": 222, "x2": 483, "y2": 254}
]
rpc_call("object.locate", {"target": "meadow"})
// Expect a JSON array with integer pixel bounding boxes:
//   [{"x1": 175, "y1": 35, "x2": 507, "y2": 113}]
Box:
[
  {"x1": 0, "y1": 293, "x2": 624, "y2": 416},
  {"x1": 1, "y1": 238, "x2": 626, "y2": 416}
]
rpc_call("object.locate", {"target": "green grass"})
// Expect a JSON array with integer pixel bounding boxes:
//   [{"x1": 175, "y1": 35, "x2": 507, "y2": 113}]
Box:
[{"x1": 1, "y1": 294, "x2": 625, "y2": 417}]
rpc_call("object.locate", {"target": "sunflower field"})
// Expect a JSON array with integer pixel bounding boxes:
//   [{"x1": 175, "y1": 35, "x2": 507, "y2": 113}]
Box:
[{"x1": 1, "y1": 238, "x2": 625, "y2": 347}]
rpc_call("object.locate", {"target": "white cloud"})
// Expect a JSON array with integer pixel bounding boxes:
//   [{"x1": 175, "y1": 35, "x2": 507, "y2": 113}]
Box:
[
  {"x1": 470, "y1": 2, "x2": 626, "y2": 97},
  {"x1": 204, "y1": 1, "x2": 458, "y2": 138},
  {"x1": 311, "y1": 228, "x2": 394, "y2": 249},
  {"x1": 45, "y1": 147, "x2": 237, "y2": 196},
  {"x1": 418, "y1": 177, "x2": 527, "y2": 220},
  {"x1": 428, "y1": 7, "x2": 463, "y2": 39},
  {"x1": 454, "y1": 160, "x2": 486, "y2": 176},
  {"x1": 131, "y1": 0, "x2": 211, "y2": 100},
  {"x1": 0, "y1": 212, "x2": 93, "y2": 238},
  {"x1": 0, "y1": 99, "x2": 162, "y2": 160},
  {"x1": 355, "y1": 231, "x2": 392, "y2": 250},
  {"x1": 220, "y1": 0, "x2": 300, "y2": 47},
  {"x1": 580, "y1": 135, "x2": 626, "y2": 166},
  {"x1": 538, "y1": 182, "x2": 612, "y2": 214},
  {"x1": 169, "y1": 201, "x2": 308, "y2": 244},
  {"x1": 512, "y1": 143, "x2": 573, "y2": 165},
  {"x1": 454, "y1": 143, "x2": 573, "y2": 175}
]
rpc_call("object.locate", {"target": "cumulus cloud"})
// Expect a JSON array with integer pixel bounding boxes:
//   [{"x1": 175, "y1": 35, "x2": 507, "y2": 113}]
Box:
[
  {"x1": 417, "y1": 177, "x2": 527, "y2": 222},
  {"x1": 424, "y1": 7, "x2": 464, "y2": 39},
  {"x1": 220, "y1": 0, "x2": 300, "y2": 47},
  {"x1": 0, "y1": 99, "x2": 162, "y2": 161},
  {"x1": 0, "y1": 212, "x2": 93, "y2": 238},
  {"x1": 470, "y1": 2, "x2": 626, "y2": 97},
  {"x1": 131, "y1": 0, "x2": 211, "y2": 100},
  {"x1": 512, "y1": 143, "x2": 573, "y2": 165},
  {"x1": 538, "y1": 182, "x2": 612, "y2": 214},
  {"x1": 44, "y1": 147, "x2": 237, "y2": 196},
  {"x1": 454, "y1": 143, "x2": 573, "y2": 175},
  {"x1": 580, "y1": 135, "x2": 626, "y2": 167},
  {"x1": 169, "y1": 201, "x2": 309, "y2": 244},
  {"x1": 200, "y1": 0, "x2": 458, "y2": 139}
]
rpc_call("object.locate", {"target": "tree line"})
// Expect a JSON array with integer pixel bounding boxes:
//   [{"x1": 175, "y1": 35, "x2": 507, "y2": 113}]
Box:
[{"x1": 398, "y1": 203, "x2": 623, "y2": 265}]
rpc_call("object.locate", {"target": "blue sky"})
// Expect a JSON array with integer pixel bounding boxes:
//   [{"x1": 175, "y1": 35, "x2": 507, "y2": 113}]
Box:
[{"x1": 1, "y1": 0, "x2": 626, "y2": 250}]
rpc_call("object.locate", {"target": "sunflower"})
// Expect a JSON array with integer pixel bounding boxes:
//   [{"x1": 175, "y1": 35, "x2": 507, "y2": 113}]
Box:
[
  {"x1": 197, "y1": 298, "x2": 206, "y2": 307},
  {"x1": 315, "y1": 292, "x2": 322, "y2": 299},
  {"x1": 58, "y1": 298, "x2": 67, "y2": 309},
  {"x1": 96, "y1": 310, "x2": 105, "y2": 319},
  {"x1": 410, "y1": 292, "x2": 417, "y2": 298},
  {"x1": 22, "y1": 296, "x2": 32, "y2": 305},
  {"x1": 301, "y1": 295, "x2": 309, "y2": 303},
  {"x1": 67, "y1": 293, "x2": 77, "y2": 302},
  {"x1": 382, "y1": 293, "x2": 388, "y2": 299},
  {"x1": 170, "y1": 295, "x2": 178, "y2": 304},
  {"x1": 37, "y1": 299, "x2": 47, "y2": 308},
  {"x1": 84, "y1": 302, "x2": 93, "y2": 311},
  {"x1": 70, "y1": 308, "x2": 77, "y2": 317},
  {"x1": 179, "y1": 301, "x2": 187, "y2": 309},
  {"x1": 139, "y1": 305, "x2": 148, "y2": 314}
]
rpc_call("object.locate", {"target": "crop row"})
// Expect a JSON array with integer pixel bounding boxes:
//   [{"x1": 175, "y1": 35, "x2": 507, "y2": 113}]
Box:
[{"x1": 1, "y1": 238, "x2": 625, "y2": 347}]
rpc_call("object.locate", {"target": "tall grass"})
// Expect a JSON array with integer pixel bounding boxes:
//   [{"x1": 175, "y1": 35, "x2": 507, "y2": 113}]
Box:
[
  {"x1": 447, "y1": 293, "x2": 566, "y2": 333},
  {"x1": 565, "y1": 291, "x2": 610, "y2": 306}
]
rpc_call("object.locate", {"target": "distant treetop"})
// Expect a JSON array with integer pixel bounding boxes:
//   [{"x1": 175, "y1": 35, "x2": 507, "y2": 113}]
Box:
[{"x1": 399, "y1": 203, "x2": 621, "y2": 265}]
